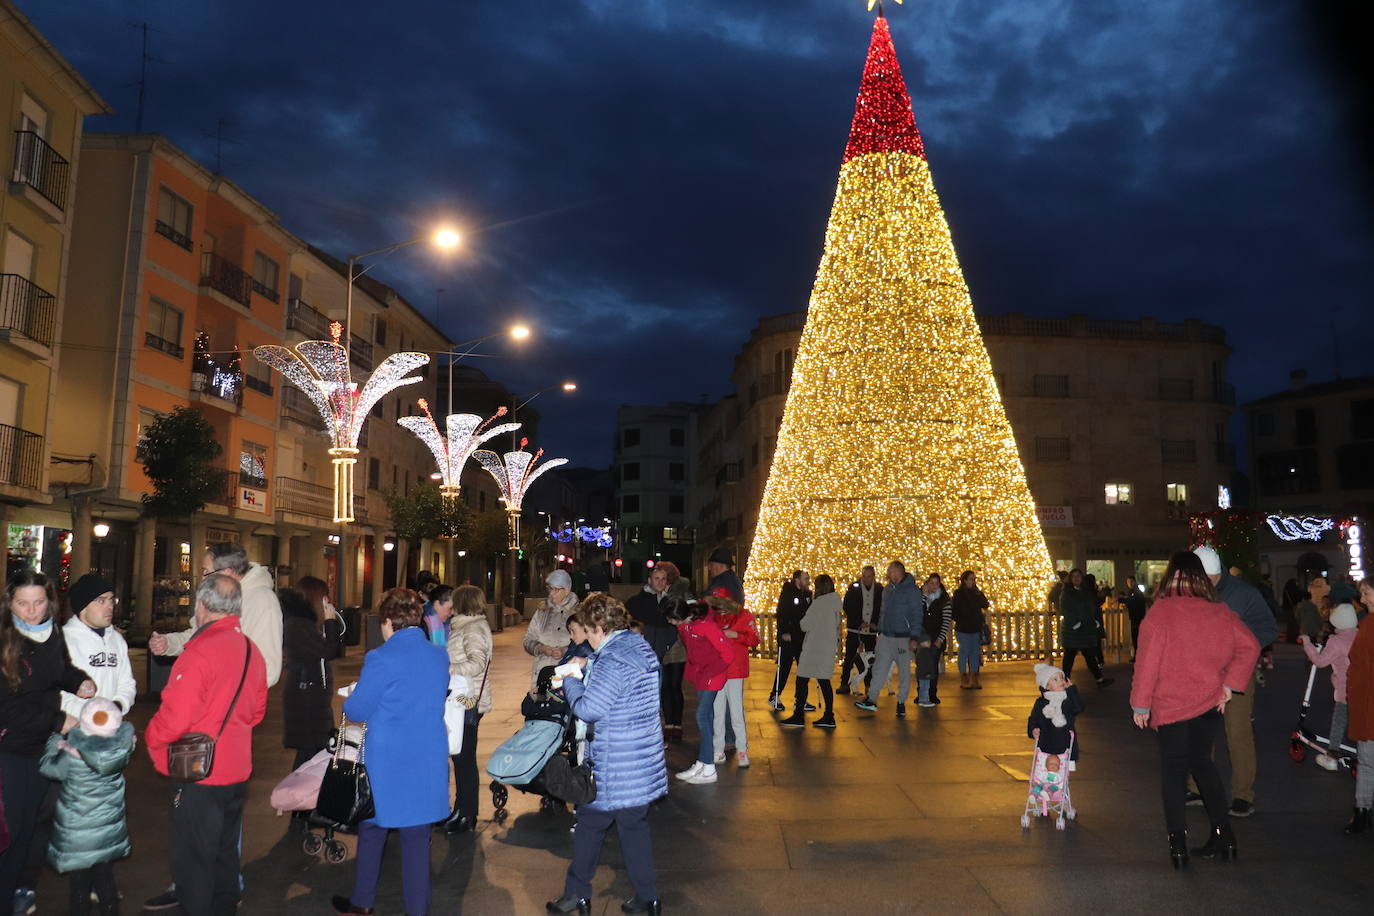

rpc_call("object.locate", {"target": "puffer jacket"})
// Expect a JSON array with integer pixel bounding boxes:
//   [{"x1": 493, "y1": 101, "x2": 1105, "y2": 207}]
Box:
[
  {"x1": 1059, "y1": 585, "x2": 1100, "y2": 649},
  {"x1": 0, "y1": 627, "x2": 89, "y2": 757},
  {"x1": 562, "y1": 630, "x2": 667, "y2": 811},
  {"x1": 715, "y1": 608, "x2": 760, "y2": 679},
  {"x1": 679, "y1": 615, "x2": 734, "y2": 691},
  {"x1": 878, "y1": 574, "x2": 928, "y2": 641},
  {"x1": 39, "y1": 723, "x2": 136, "y2": 872},
  {"x1": 446, "y1": 613, "x2": 494, "y2": 714},
  {"x1": 1304, "y1": 626, "x2": 1358, "y2": 704},
  {"x1": 524, "y1": 593, "x2": 578, "y2": 688}
]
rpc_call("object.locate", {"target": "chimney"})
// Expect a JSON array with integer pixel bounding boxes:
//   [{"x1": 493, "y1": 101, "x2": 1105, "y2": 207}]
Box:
[{"x1": 1289, "y1": 368, "x2": 1308, "y2": 390}]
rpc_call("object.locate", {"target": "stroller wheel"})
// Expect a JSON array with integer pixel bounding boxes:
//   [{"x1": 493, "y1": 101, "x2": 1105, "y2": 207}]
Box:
[
  {"x1": 493, "y1": 807, "x2": 509, "y2": 824},
  {"x1": 490, "y1": 782, "x2": 509, "y2": 810},
  {"x1": 1066, "y1": 807, "x2": 1077, "y2": 820},
  {"x1": 324, "y1": 839, "x2": 348, "y2": 864},
  {"x1": 540, "y1": 796, "x2": 561, "y2": 813},
  {"x1": 1289, "y1": 739, "x2": 1307, "y2": 762},
  {"x1": 302, "y1": 832, "x2": 324, "y2": 856},
  {"x1": 1020, "y1": 815, "x2": 1030, "y2": 829},
  {"x1": 1056, "y1": 817, "x2": 1066, "y2": 831}
]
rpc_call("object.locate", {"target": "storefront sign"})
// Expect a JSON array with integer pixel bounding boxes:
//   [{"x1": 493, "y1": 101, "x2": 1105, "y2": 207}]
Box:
[
  {"x1": 1346, "y1": 520, "x2": 1365, "y2": 583},
  {"x1": 1037, "y1": 505, "x2": 1074, "y2": 527},
  {"x1": 237, "y1": 487, "x2": 267, "y2": 514}
]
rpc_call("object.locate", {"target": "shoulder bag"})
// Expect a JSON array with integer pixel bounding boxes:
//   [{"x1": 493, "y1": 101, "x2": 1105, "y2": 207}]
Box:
[
  {"x1": 167, "y1": 636, "x2": 251, "y2": 782},
  {"x1": 315, "y1": 713, "x2": 375, "y2": 827}
]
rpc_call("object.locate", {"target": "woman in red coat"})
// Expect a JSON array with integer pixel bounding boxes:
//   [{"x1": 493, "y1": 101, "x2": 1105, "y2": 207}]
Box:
[
  {"x1": 1343, "y1": 577, "x2": 1374, "y2": 834},
  {"x1": 1130, "y1": 550, "x2": 1259, "y2": 869}
]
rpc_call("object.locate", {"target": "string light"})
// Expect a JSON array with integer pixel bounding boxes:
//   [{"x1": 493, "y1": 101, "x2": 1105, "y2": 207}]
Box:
[
  {"x1": 255, "y1": 322, "x2": 429, "y2": 522},
  {"x1": 743, "y1": 16, "x2": 1056, "y2": 645},
  {"x1": 398, "y1": 400, "x2": 521, "y2": 501},
  {"x1": 472, "y1": 443, "x2": 569, "y2": 513},
  {"x1": 1265, "y1": 514, "x2": 1335, "y2": 542}
]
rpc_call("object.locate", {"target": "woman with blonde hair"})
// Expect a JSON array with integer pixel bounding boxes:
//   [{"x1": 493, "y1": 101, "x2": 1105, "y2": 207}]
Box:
[{"x1": 441, "y1": 584, "x2": 494, "y2": 834}]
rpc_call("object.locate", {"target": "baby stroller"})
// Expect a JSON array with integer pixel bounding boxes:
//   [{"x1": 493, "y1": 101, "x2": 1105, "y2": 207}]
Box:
[
  {"x1": 269, "y1": 724, "x2": 363, "y2": 864},
  {"x1": 486, "y1": 681, "x2": 585, "y2": 822},
  {"x1": 1021, "y1": 732, "x2": 1076, "y2": 830},
  {"x1": 1288, "y1": 653, "x2": 1359, "y2": 776}
]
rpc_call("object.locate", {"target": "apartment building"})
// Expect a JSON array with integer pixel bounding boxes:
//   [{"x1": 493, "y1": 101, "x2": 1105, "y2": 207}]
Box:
[
  {"x1": 1, "y1": 0, "x2": 110, "y2": 581},
  {"x1": 689, "y1": 311, "x2": 1234, "y2": 591},
  {"x1": 614, "y1": 403, "x2": 694, "y2": 584}
]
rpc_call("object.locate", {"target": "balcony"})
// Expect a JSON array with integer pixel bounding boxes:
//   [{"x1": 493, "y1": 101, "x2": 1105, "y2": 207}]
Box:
[
  {"x1": 284, "y1": 298, "x2": 373, "y2": 370},
  {"x1": 190, "y1": 362, "x2": 243, "y2": 410},
  {"x1": 144, "y1": 331, "x2": 184, "y2": 359},
  {"x1": 1215, "y1": 441, "x2": 1236, "y2": 465},
  {"x1": 251, "y1": 278, "x2": 280, "y2": 304},
  {"x1": 0, "y1": 274, "x2": 57, "y2": 349},
  {"x1": 200, "y1": 252, "x2": 251, "y2": 308},
  {"x1": 281, "y1": 386, "x2": 324, "y2": 431},
  {"x1": 748, "y1": 371, "x2": 788, "y2": 407},
  {"x1": 244, "y1": 373, "x2": 272, "y2": 396},
  {"x1": 349, "y1": 335, "x2": 373, "y2": 371},
  {"x1": 9, "y1": 131, "x2": 69, "y2": 219},
  {"x1": 0, "y1": 422, "x2": 44, "y2": 491},
  {"x1": 275, "y1": 475, "x2": 365, "y2": 523},
  {"x1": 1161, "y1": 439, "x2": 1198, "y2": 463},
  {"x1": 154, "y1": 219, "x2": 193, "y2": 251}
]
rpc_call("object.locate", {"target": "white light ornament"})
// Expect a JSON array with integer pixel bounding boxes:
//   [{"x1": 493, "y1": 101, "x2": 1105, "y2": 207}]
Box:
[
  {"x1": 398, "y1": 400, "x2": 521, "y2": 503},
  {"x1": 254, "y1": 321, "x2": 429, "y2": 522},
  {"x1": 1217, "y1": 485, "x2": 1231, "y2": 510},
  {"x1": 473, "y1": 442, "x2": 569, "y2": 551},
  {"x1": 1265, "y1": 514, "x2": 1335, "y2": 542}
]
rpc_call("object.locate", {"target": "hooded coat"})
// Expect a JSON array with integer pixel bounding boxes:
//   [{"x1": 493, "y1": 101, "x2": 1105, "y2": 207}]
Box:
[
  {"x1": 162, "y1": 563, "x2": 284, "y2": 687},
  {"x1": 561, "y1": 630, "x2": 667, "y2": 811},
  {"x1": 39, "y1": 723, "x2": 136, "y2": 872}
]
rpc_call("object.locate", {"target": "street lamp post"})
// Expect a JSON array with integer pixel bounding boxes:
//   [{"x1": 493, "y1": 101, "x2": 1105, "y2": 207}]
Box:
[
  {"x1": 511, "y1": 381, "x2": 577, "y2": 450},
  {"x1": 344, "y1": 228, "x2": 461, "y2": 364}
]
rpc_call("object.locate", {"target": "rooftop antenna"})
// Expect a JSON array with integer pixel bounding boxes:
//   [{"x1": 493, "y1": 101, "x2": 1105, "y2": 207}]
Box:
[{"x1": 135, "y1": 22, "x2": 151, "y2": 131}]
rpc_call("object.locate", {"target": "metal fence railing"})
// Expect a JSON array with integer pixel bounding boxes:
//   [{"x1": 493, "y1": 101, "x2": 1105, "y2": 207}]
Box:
[
  {"x1": 0, "y1": 422, "x2": 44, "y2": 490},
  {"x1": 0, "y1": 273, "x2": 57, "y2": 347}
]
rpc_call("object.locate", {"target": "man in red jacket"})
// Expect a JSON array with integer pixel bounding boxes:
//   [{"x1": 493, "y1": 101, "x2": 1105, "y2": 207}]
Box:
[{"x1": 145, "y1": 574, "x2": 267, "y2": 916}]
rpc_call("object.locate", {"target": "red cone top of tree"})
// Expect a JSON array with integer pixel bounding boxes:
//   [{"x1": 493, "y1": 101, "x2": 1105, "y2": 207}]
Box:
[{"x1": 842, "y1": 16, "x2": 926, "y2": 163}]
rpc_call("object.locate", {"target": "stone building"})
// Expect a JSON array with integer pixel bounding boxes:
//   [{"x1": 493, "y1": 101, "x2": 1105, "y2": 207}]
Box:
[{"x1": 614, "y1": 403, "x2": 695, "y2": 584}]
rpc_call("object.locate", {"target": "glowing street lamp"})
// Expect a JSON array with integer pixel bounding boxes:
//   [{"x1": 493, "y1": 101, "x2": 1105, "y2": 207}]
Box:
[
  {"x1": 343, "y1": 227, "x2": 462, "y2": 363},
  {"x1": 255, "y1": 322, "x2": 429, "y2": 522},
  {"x1": 398, "y1": 400, "x2": 522, "y2": 502}
]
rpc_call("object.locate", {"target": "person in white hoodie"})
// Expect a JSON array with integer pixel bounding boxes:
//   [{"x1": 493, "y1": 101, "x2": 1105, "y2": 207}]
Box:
[
  {"x1": 148, "y1": 542, "x2": 282, "y2": 688},
  {"x1": 60, "y1": 574, "x2": 136, "y2": 718}
]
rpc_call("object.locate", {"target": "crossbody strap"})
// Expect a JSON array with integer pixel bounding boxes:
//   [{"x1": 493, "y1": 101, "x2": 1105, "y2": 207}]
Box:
[{"x1": 215, "y1": 636, "x2": 252, "y2": 740}]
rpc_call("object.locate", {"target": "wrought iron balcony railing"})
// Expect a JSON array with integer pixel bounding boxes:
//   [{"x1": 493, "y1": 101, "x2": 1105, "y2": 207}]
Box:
[
  {"x1": 0, "y1": 273, "x2": 57, "y2": 347},
  {"x1": 200, "y1": 252, "x2": 251, "y2": 307},
  {"x1": 11, "y1": 131, "x2": 70, "y2": 210}
]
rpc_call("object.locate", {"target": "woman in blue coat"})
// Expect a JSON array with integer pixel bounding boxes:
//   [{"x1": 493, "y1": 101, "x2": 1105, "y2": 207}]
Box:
[
  {"x1": 546, "y1": 593, "x2": 666, "y2": 916},
  {"x1": 333, "y1": 589, "x2": 449, "y2": 916}
]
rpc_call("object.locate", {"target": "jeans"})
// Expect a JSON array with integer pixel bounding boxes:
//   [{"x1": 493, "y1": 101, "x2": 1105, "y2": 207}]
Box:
[
  {"x1": 451, "y1": 709, "x2": 483, "y2": 819},
  {"x1": 868, "y1": 635, "x2": 911, "y2": 703},
  {"x1": 1357, "y1": 741, "x2": 1374, "y2": 808},
  {"x1": 1062, "y1": 647, "x2": 1103, "y2": 681},
  {"x1": 956, "y1": 632, "x2": 982, "y2": 674},
  {"x1": 917, "y1": 678, "x2": 931, "y2": 703},
  {"x1": 713, "y1": 678, "x2": 747, "y2": 755},
  {"x1": 1157, "y1": 711, "x2": 1230, "y2": 834},
  {"x1": 566, "y1": 804, "x2": 657, "y2": 902},
  {"x1": 660, "y1": 662, "x2": 685, "y2": 727},
  {"x1": 351, "y1": 822, "x2": 431, "y2": 914},
  {"x1": 1330, "y1": 701, "x2": 1349, "y2": 755},
  {"x1": 772, "y1": 639, "x2": 802, "y2": 699},
  {"x1": 168, "y1": 781, "x2": 247, "y2": 916},
  {"x1": 695, "y1": 689, "x2": 718, "y2": 765}
]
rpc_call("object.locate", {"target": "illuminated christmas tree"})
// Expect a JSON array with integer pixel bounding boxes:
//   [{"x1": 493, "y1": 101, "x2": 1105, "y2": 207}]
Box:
[{"x1": 743, "y1": 13, "x2": 1055, "y2": 633}]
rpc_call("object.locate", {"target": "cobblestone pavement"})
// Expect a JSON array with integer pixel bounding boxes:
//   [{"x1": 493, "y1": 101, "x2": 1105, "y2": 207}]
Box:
[{"x1": 32, "y1": 626, "x2": 1374, "y2": 914}]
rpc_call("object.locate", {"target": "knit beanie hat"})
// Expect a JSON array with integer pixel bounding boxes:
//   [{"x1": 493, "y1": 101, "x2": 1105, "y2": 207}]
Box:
[
  {"x1": 1034, "y1": 663, "x2": 1064, "y2": 689},
  {"x1": 68, "y1": 573, "x2": 115, "y2": 616},
  {"x1": 79, "y1": 697, "x2": 123, "y2": 738},
  {"x1": 545, "y1": 569, "x2": 572, "y2": 590},
  {"x1": 1330, "y1": 603, "x2": 1359, "y2": 631},
  {"x1": 1191, "y1": 546, "x2": 1223, "y2": 576}
]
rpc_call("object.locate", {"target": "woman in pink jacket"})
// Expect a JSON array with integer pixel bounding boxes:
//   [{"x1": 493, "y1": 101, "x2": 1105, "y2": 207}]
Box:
[
  {"x1": 669, "y1": 599, "x2": 733, "y2": 786},
  {"x1": 1130, "y1": 550, "x2": 1259, "y2": 869}
]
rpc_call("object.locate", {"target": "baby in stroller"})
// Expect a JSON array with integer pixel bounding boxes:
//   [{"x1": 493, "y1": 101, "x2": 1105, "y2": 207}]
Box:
[{"x1": 1023, "y1": 663, "x2": 1083, "y2": 829}]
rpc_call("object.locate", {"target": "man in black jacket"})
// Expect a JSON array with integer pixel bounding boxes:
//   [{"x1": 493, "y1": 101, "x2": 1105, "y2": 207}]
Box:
[
  {"x1": 838, "y1": 566, "x2": 882, "y2": 694},
  {"x1": 919, "y1": 574, "x2": 953, "y2": 706},
  {"x1": 768, "y1": 570, "x2": 811, "y2": 711}
]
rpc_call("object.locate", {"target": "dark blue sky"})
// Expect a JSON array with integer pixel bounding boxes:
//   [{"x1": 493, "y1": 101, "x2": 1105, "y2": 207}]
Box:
[{"x1": 28, "y1": 1, "x2": 1372, "y2": 465}]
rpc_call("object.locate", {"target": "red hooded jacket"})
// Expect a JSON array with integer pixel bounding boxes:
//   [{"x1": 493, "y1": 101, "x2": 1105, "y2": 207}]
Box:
[
  {"x1": 679, "y1": 613, "x2": 735, "y2": 692},
  {"x1": 714, "y1": 608, "x2": 759, "y2": 679}
]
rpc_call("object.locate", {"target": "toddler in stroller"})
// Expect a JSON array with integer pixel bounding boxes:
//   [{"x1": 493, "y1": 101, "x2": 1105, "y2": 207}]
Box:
[
  {"x1": 486, "y1": 666, "x2": 592, "y2": 821},
  {"x1": 1022, "y1": 663, "x2": 1083, "y2": 829}
]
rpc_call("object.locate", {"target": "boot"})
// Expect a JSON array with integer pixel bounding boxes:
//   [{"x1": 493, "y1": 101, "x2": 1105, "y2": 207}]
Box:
[
  {"x1": 1344, "y1": 807, "x2": 1372, "y2": 835},
  {"x1": 959, "y1": 672, "x2": 972, "y2": 689},
  {"x1": 971, "y1": 672, "x2": 983, "y2": 689},
  {"x1": 1191, "y1": 825, "x2": 1237, "y2": 861},
  {"x1": 1168, "y1": 831, "x2": 1189, "y2": 870},
  {"x1": 441, "y1": 801, "x2": 472, "y2": 835}
]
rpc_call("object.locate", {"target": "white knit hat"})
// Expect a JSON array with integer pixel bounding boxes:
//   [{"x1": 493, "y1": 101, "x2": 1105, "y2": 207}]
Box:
[
  {"x1": 1331, "y1": 603, "x2": 1359, "y2": 631},
  {"x1": 1034, "y1": 663, "x2": 1064, "y2": 689},
  {"x1": 1192, "y1": 545, "x2": 1223, "y2": 575}
]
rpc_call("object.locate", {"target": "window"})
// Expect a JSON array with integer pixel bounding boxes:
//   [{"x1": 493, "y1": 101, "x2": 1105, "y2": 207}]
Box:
[
  {"x1": 669, "y1": 462, "x2": 684, "y2": 482},
  {"x1": 135, "y1": 408, "x2": 161, "y2": 460},
  {"x1": 622, "y1": 462, "x2": 640, "y2": 482},
  {"x1": 368, "y1": 458, "x2": 380, "y2": 491},
  {"x1": 1032, "y1": 374, "x2": 1070, "y2": 398},
  {"x1": 155, "y1": 188, "x2": 193, "y2": 250},
  {"x1": 1104, "y1": 482, "x2": 1133, "y2": 505},
  {"x1": 251, "y1": 252, "x2": 280, "y2": 302},
  {"x1": 669, "y1": 427, "x2": 685, "y2": 447},
  {"x1": 1161, "y1": 439, "x2": 1197, "y2": 463},
  {"x1": 1035, "y1": 437, "x2": 1070, "y2": 461},
  {"x1": 751, "y1": 442, "x2": 759, "y2": 467},
  {"x1": 1352, "y1": 400, "x2": 1374, "y2": 440},
  {"x1": 622, "y1": 494, "x2": 640, "y2": 514},
  {"x1": 662, "y1": 525, "x2": 692, "y2": 543},
  {"x1": 1158, "y1": 378, "x2": 1195, "y2": 401},
  {"x1": 668, "y1": 494, "x2": 684, "y2": 514},
  {"x1": 1166, "y1": 483, "x2": 1189, "y2": 505},
  {"x1": 374, "y1": 316, "x2": 387, "y2": 346},
  {"x1": 243, "y1": 345, "x2": 273, "y2": 394},
  {"x1": 1294, "y1": 407, "x2": 1317, "y2": 446},
  {"x1": 622, "y1": 427, "x2": 641, "y2": 448},
  {"x1": 1255, "y1": 411, "x2": 1275, "y2": 436},
  {"x1": 624, "y1": 526, "x2": 642, "y2": 544},
  {"x1": 1257, "y1": 448, "x2": 1321, "y2": 497},
  {"x1": 145, "y1": 298, "x2": 184, "y2": 357},
  {"x1": 239, "y1": 441, "x2": 268, "y2": 487}
]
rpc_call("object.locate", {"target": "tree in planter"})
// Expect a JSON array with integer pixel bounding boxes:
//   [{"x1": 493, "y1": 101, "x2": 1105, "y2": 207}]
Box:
[
  {"x1": 137, "y1": 406, "x2": 224, "y2": 630},
  {"x1": 383, "y1": 481, "x2": 473, "y2": 559}
]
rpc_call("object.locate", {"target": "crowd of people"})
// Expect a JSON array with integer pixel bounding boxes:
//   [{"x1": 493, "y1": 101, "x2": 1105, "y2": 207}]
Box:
[{"x1": 2, "y1": 534, "x2": 1372, "y2": 913}]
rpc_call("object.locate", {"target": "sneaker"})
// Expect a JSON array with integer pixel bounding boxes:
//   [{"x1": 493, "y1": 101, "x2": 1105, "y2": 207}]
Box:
[
  {"x1": 804, "y1": 703, "x2": 817, "y2": 712},
  {"x1": 780, "y1": 713, "x2": 806, "y2": 727},
  {"x1": 766, "y1": 696, "x2": 785, "y2": 711},
  {"x1": 144, "y1": 889, "x2": 180, "y2": 911},
  {"x1": 1184, "y1": 791, "x2": 1204, "y2": 807},
  {"x1": 675, "y1": 762, "x2": 705, "y2": 781},
  {"x1": 854, "y1": 699, "x2": 878, "y2": 712},
  {"x1": 1316, "y1": 753, "x2": 1339, "y2": 772},
  {"x1": 835, "y1": 685, "x2": 852, "y2": 695},
  {"x1": 917, "y1": 700, "x2": 937, "y2": 708},
  {"x1": 896, "y1": 702, "x2": 907, "y2": 718},
  {"x1": 736, "y1": 750, "x2": 751, "y2": 768},
  {"x1": 713, "y1": 751, "x2": 726, "y2": 764},
  {"x1": 681, "y1": 764, "x2": 718, "y2": 784},
  {"x1": 929, "y1": 696, "x2": 941, "y2": 705},
  {"x1": 1229, "y1": 799, "x2": 1255, "y2": 818},
  {"x1": 812, "y1": 716, "x2": 837, "y2": 729},
  {"x1": 1096, "y1": 677, "x2": 1115, "y2": 688},
  {"x1": 12, "y1": 889, "x2": 36, "y2": 916}
]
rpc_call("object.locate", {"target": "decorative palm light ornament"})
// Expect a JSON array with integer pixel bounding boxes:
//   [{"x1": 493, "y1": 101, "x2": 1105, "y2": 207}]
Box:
[
  {"x1": 743, "y1": 11, "x2": 1055, "y2": 652},
  {"x1": 398, "y1": 400, "x2": 522, "y2": 503},
  {"x1": 254, "y1": 322, "x2": 429, "y2": 522},
  {"x1": 473, "y1": 441, "x2": 568, "y2": 548}
]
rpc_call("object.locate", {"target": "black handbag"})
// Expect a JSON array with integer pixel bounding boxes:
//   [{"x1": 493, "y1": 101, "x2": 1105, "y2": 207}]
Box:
[
  {"x1": 314, "y1": 715, "x2": 374, "y2": 827},
  {"x1": 537, "y1": 754, "x2": 597, "y2": 806}
]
